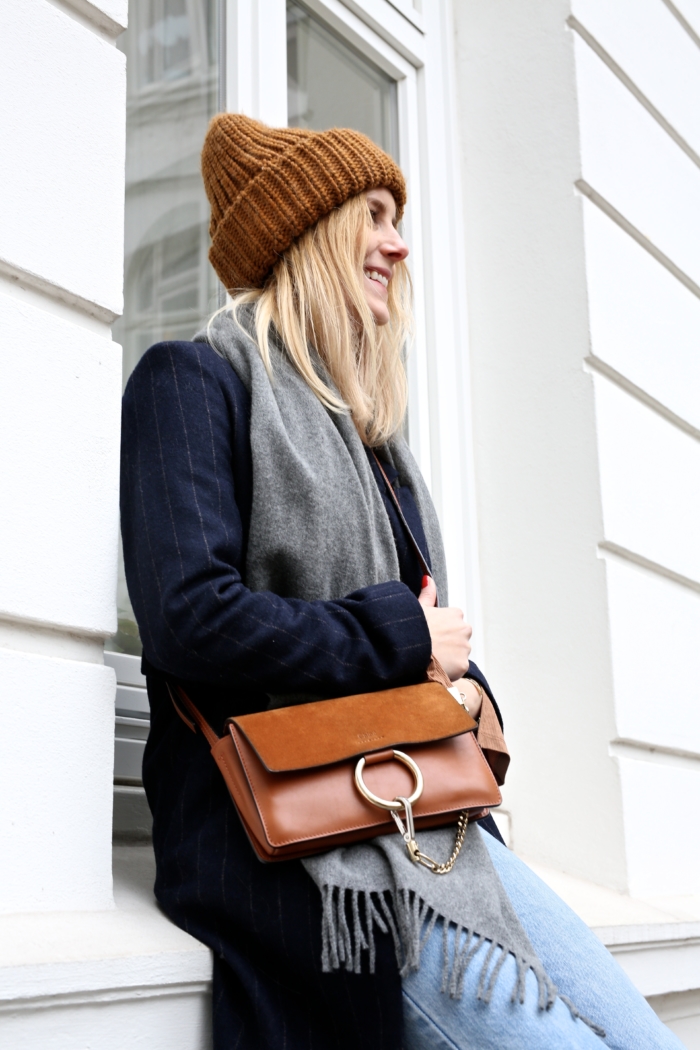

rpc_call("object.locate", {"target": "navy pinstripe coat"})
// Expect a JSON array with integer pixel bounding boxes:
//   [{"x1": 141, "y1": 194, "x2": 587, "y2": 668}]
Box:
[{"x1": 120, "y1": 340, "x2": 502, "y2": 1050}]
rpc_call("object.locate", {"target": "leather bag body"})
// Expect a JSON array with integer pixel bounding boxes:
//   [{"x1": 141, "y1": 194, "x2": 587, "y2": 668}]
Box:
[{"x1": 172, "y1": 680, "x2": 502, "y2": 863}]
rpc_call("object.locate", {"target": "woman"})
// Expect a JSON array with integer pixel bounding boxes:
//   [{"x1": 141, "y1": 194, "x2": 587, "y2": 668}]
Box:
[{"x1": 120, "y1": 114, "x2": 682, "y2": 1050}]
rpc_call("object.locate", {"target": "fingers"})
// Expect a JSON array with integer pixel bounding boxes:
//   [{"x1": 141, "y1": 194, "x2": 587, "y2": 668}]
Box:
[
  {"x1": 418, "y1": 574, "x2": 437, "y2": 608},
  {"x1": 461, "y1": 625, "x2": 474, "y2": 667},
  {"x1": 420, "y1": 602, "x2": 473, "y2": 680}
]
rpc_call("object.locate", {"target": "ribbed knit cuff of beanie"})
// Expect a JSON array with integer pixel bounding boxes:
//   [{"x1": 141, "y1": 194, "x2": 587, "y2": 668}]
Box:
[{"x1": 200, "y1": 113, "x2": 407, "y2": 292}]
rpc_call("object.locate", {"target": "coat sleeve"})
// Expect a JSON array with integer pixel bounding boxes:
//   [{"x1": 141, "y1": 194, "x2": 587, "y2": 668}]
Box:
[{"x1": 120, "y1": 341, "x2": 432, "y2": 694}]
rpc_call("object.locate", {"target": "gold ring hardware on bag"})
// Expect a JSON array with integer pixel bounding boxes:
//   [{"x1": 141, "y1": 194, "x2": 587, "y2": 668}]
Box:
[
  {"x1": 354, "y1": 749, "x2": 424, "y2": 811},
  {"x1": 354, "y1": 751, "x2": 470, "y2": 874}
]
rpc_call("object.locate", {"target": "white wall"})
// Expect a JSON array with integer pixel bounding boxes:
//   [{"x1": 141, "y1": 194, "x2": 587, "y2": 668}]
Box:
[
  {"x1": 454, "y1": 0, "x2": 700, "y2": 899},
  {"x1": 454, "y1": 0, "x2": 627, "y2": 889},
  {"x1": 573, "y1": 0, "x2": 700, "y2": 899},
  {"x1": 0, "y1": 0, "x2": 126, "y2": 911}
]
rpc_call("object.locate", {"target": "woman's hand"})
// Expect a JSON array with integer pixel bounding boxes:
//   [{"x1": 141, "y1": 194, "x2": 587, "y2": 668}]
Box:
[
  {"x1": 451, "y1": 678, "x2": 483, "y2": 719},
  {"x1": 418, "y1": 576, "x2": 472, "y2": 681}
]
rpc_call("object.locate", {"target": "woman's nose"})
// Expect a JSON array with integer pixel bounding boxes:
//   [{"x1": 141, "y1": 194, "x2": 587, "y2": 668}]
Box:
[{"x1": 383, "y1": 233, "x2": 409, "y2": 261}]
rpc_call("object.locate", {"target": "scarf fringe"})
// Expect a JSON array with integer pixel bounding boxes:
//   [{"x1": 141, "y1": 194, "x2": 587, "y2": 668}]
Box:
[
  {"x1": 318, "y1": 886, "x2": 603, "y2": 1036},
  {"x1": 559, "y1": 994, "x2": 607, "y2": 1038}
]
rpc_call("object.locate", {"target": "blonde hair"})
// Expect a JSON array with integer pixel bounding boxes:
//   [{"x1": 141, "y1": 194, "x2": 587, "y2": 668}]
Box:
[{"x1": 215, "y1": 193, "x2": 412, "y2": 446}]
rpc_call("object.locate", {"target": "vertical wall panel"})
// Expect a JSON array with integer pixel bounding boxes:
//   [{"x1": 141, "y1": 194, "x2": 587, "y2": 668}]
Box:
[
  {"x1": 0, "y1": 0, "x2": 125, "y2": 312},
  {"x1": 0, "y1": 0, "x2": 125, "y2": 918},
  {"x1": 670, "y1": 0, "x2": 700, "y2": 39},
  {"x1": 0, "y1": 987, "x2": 211, "y2": 1050},
  {"x1": 572, "y1": 0, "x2": 700, "y2": 157},
  {"x1": 594, "y1": 373, "x2": 700, "y2": 582},
  {"x1": 618, "y1": 756, "x2": 700, "y2": 897},
  {"x1": 0, "y1": 293, "x2": 121, "y2": 633},
  {"x1": 455, "y1": 0, "x2": 628, "y2": 890},
  {"x1": 583, "y1": 200, "x2": 700, "y2": 430},
  {"x1": 605, "y1": 555, "x2": 700, "y2": 753},
  {"x1": 576, "y1": 33, "x2": 700, "y2": 286},
  {"x1": 0, "y1": 650, "x2": 114, "y2": 913}
]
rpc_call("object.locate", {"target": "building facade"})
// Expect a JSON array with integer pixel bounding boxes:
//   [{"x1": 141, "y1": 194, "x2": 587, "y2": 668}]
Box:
[{"x1": 1, "y1": 0, "x2": 699, "y2": 1045}]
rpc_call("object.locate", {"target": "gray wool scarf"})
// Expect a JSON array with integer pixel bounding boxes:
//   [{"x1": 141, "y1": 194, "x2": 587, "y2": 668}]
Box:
[
  {"x1": 200, "y1": 311, "x2": 448, "y2": 606},
  {"x1": 197, "y1": 311, "x2": 603, "y2": 1034}
]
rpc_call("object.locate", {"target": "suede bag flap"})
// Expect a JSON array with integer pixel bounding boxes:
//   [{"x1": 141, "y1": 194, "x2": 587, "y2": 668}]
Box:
[{"x1": 228, "y1": 682, "x2": 477, "y2": 772}]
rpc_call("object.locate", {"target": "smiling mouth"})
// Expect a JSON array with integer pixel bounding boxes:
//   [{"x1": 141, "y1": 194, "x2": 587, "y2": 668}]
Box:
[{"x1": 364, "y1": 268, "x2": 389, "y2": 289}]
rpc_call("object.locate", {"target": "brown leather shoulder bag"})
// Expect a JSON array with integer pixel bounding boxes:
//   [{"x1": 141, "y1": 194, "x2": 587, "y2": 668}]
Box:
[{"x1": 169, "y1": 668, "x2": 502, "y2": 871}]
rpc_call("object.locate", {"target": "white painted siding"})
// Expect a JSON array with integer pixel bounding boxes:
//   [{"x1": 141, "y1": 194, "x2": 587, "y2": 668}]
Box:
[
  {"x1": 457, "y1": 0, "x2": 700, "y2": 910},
  {"x1": 572, "y1": 0, "x2": 700, "y2": 904},
  {"x1": 0, "y1": 649, "x2": 115, "y2": 913},
  {"x1": 604, "y1": 553, "x2": 700, "y2": 754},
  {"x1": 0, "y1": 293, "x2": 121, "y2": 633},
  {"x1": 575, "y1": 30, "x2": 700, "y2": 287},
  {"x1": 0, "y1": 1, "x2": 126, "y2": 316},
  {"x1": 582, "y1": 199, "x2": 700, "y2": 431},
  {"x1": 0, "y1": 989, "x2": 210, "y2": 1050},
  {"x1": 0, "y1": 0, "x2": 125, "y2": 919},
  {"x1": 669, "y1": 0, "x2": 700, "y2": 41},
  {"x1": 592, "y1": 372, "x2": 700, "y2": 583},
  {"x1": 571, "y1": 0, "x2": 700, "y2": 156},
  {"x1": 457, "y1": 0, "x2": 700, "y2": 1029},
  {"x1": 618, "y1": 754, "x2": 700, "y2": 898},
  {"x1": 455, "y1": 0, "x2": 628, "y2": 892}
]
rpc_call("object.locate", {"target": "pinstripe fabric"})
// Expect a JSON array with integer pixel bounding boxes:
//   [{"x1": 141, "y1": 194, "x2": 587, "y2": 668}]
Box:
[
  {"x1": 121, "y1": 340, "x2": 502, "y2": 1049},
  {"x1": 121, "y1": 341, "x2": 432, "y2": 699},
  {"x1": 144, "y1": 673, "x2": 405, "y2": 1049}
]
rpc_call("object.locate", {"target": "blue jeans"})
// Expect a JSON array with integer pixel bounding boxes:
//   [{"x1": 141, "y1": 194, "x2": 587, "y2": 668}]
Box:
[{"x1": 402, "y1": 828, "x2": 683, "y2": 1049}]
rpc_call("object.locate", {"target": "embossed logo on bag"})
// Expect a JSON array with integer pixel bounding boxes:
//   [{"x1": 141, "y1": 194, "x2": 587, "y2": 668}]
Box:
[{"x1": 357, "y1": 731, "x2": 382, "y2": 744}]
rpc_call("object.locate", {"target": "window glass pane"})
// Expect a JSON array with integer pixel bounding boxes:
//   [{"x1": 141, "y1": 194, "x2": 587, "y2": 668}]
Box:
[
  {"x1": 287, "y1": 0, "x2": 398, "y2": 157},
  {"x1": 110, "y1": 0, "x2": 221, "y2": 656}
]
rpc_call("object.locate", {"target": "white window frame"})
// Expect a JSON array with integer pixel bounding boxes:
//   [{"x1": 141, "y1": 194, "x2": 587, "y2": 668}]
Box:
[{"x1": 224, "y1": 0, "x2": 483, "y2": 640}]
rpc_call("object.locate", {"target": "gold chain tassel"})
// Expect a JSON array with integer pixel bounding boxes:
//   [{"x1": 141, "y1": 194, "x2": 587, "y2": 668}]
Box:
[{"x1": 391, "y1": 799, "x2": 469, "y2": 875}]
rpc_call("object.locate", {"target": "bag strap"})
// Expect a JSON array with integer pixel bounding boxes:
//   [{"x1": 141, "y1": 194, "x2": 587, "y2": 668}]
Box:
[
  {"x1": 371, "y1": 451, "x2": 433, "y2": 587},
  {"x1": 167, "y1": 681, "x2": 220, "y2": 745},
  {"x1": 371, "y1": 453, "x2": 454, "y2": 689}
]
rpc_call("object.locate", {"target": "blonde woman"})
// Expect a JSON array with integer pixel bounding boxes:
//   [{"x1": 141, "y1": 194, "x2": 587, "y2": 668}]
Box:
[{"x1": 120, "y1": 114, "x2": 680, "y2": 1050}]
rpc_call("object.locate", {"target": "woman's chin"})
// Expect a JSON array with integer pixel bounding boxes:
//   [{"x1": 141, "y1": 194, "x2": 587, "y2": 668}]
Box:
[{"x1": 367, "y1": 300, "x2": 390, "y2": 326}]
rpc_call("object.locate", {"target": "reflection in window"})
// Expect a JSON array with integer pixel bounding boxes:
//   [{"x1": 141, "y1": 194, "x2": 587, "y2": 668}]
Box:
[
  {"x1": 137, "y1": 0, "x2": 193, "y2": 84},
  {"x1": 287, "y1": 0, "x2": 398, "y2": 157},
  {"x1": 110, "y1": 0, "x2": 222, "y2": 655}
]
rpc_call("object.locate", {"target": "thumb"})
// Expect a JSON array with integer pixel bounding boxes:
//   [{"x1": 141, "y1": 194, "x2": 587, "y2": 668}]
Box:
[{"x1": 418, "y1": 574, "x2": 437, "y2": 608}]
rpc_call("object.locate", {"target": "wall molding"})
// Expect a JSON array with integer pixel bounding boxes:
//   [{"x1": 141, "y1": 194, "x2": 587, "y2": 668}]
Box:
[
  {"x1": 598, "y1": 541, "x2": 700, "y2": 596},
  {"x1": 585, "y1": 356, "x2": 700, "y2": 444},
  {"x1": 568, "y1": 15, "x2": 700, "y2": 173},
  {"x1": 46, "y1": 0, "x2": 126, "y2": 42},
  {"x1": 610, "y1": 738, "x2": 700, "y2": 773},
  {"x1": 661, "y1": 0, "x2": 700, "y2": 51},
  {"x1": 576, "y1": 180, "x2": 700, "y2": 304},
  {"x1": 0, "y1": 980, "x2": 210, "y2": 1014},
  {"x1": 0, "y1": 258, "x2": 118, "y2": 327},
  {"x1": 0, "y1": 615, "x2": 110, "y2": 665}
]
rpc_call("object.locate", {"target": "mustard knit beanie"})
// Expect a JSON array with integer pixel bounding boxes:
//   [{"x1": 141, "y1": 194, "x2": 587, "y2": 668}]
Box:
[{"x1": 201, "y1": 113, "x2": 407, "y2": 291}]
